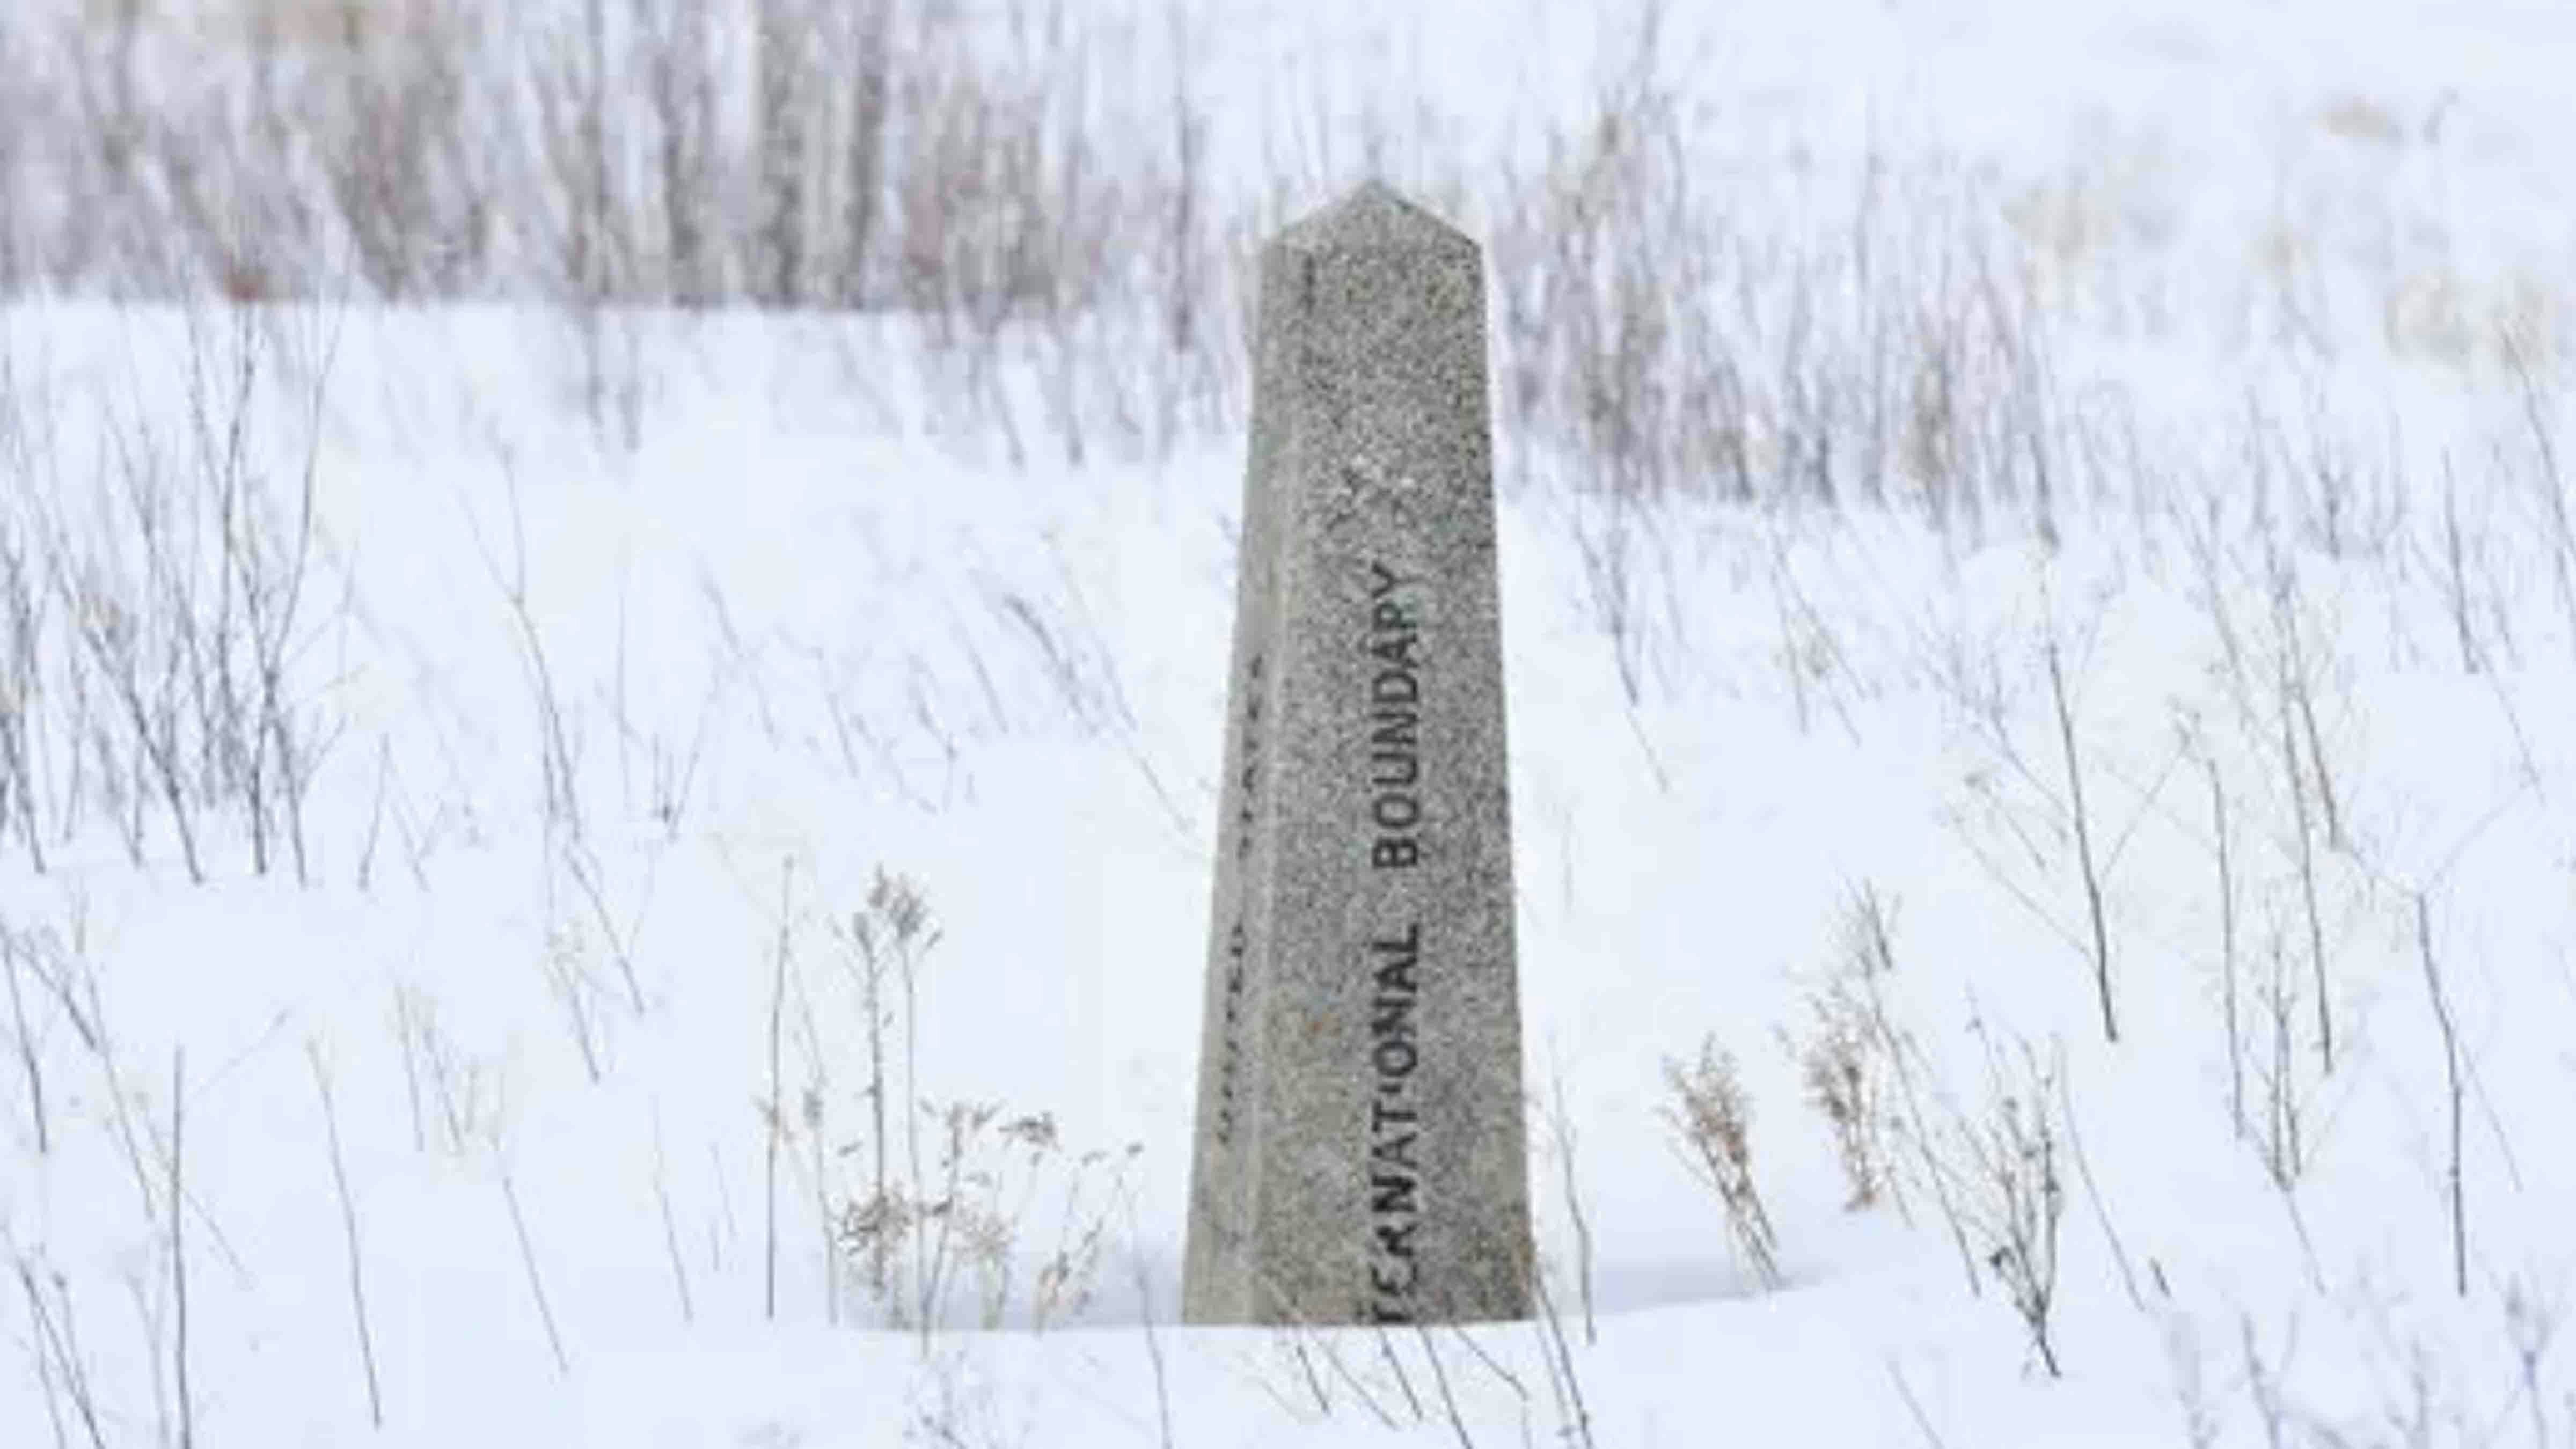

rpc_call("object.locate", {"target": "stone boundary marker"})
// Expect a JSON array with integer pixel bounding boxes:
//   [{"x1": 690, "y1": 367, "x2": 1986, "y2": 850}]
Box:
[{"x1": 1182, "y1": 181, "x2": 1533, "y2": 1327}]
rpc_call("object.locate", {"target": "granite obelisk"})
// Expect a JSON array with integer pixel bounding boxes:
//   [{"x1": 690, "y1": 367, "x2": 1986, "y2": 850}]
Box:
[{"x1": 1182, "y1": 182, "x2": 1532, "y2": 1326}]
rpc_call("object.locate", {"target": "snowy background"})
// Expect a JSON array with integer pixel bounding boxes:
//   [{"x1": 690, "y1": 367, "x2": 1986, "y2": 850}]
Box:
[{"x1": 1, "y1": 0, "x2": 2573, "y2": 1443}]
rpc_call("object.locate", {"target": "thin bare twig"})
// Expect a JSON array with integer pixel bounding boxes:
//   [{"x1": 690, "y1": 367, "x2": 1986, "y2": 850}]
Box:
[
  {"x1": 171, "y1": 1048, "x2": 194, "y2": 1449},
  {"x1": 1418, "y1": 1322, "x2": 1476, "y2": 1449},
  {"x1": 2044, "y1": 630, "x2": 2115, "y2": 1043},
  {"x1": 499, "y1": 1157, "x2": 570, "y2": 1377},
  {"x1": 2415, "y1": 893, "x2": 2465, "y2": 1298},
  {"x1": 1886, "y1": 1356, "x2": 1952, "y2": 1449},
  {"x1": 1134, "y1": 1253, "x2": 1174, "y2": 1449},
  {"x1": 308, "y1": 1041, "x2": 384, "y2": 1427},
  {"x1": 764, "y1": 857, "x2": 791, "y2": 1322}
]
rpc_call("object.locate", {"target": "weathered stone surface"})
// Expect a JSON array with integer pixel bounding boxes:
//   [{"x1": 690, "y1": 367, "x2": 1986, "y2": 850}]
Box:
[{"x1": 1182, "y1": 181, "x2": 1532, "y2": 1327}]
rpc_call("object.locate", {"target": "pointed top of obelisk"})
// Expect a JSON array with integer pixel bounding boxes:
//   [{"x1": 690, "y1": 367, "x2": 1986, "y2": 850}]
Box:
[{"x1": 1272, "y1": 179, "x2": 1475, "y2": 258}]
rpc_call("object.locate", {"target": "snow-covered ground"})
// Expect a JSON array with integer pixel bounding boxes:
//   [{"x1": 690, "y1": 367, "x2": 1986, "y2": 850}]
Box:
[{"x1": 3, "y1": 1, "x2": 2574, "y2": 1444}]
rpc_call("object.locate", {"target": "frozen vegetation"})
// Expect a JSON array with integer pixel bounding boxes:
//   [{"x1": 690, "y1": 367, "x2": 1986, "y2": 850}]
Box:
[{"x1": 0, "y1": 0, "x2": 2572, "y2": 1443}]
